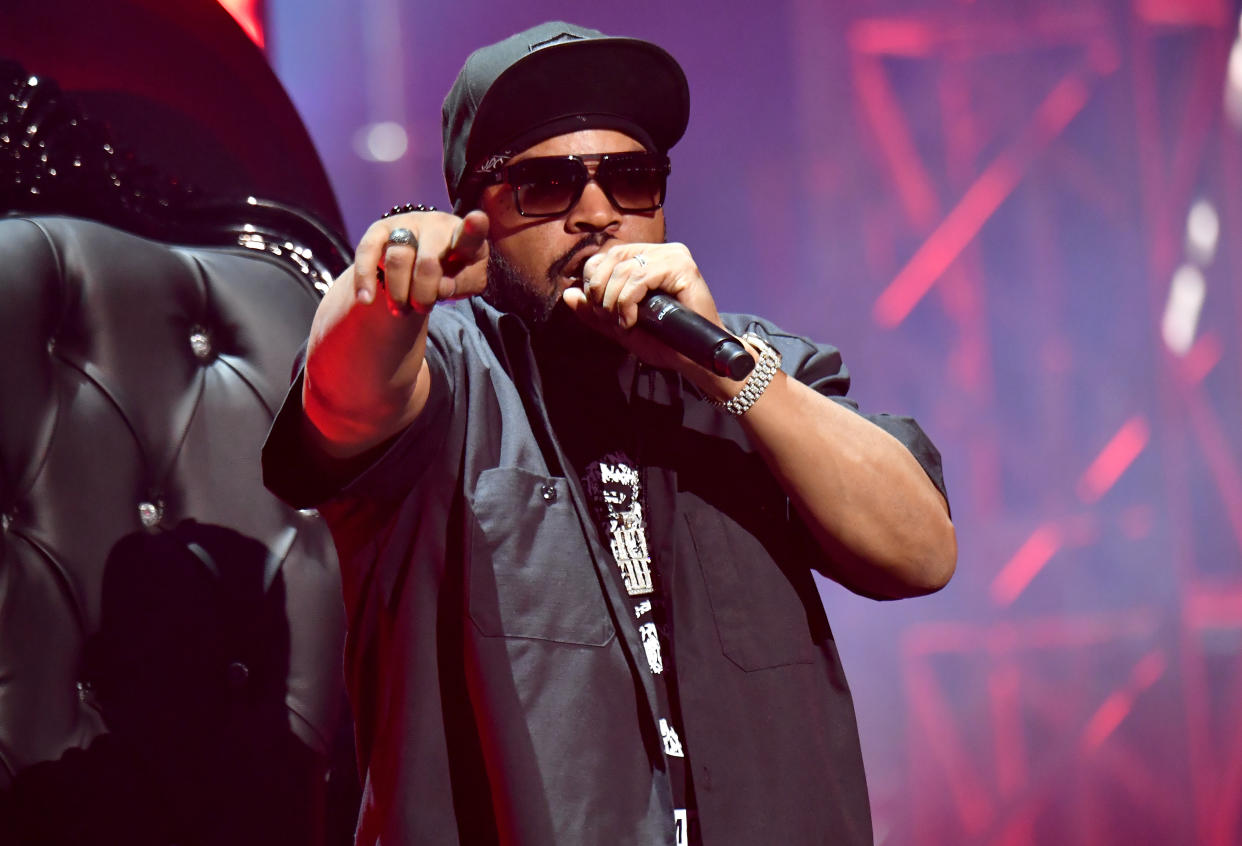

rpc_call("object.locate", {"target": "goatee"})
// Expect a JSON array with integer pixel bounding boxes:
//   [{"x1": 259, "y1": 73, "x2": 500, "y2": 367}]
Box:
[
  {"x1": 483, "y1": 233, "x2": 611, "y2": 327},
  {"x1": 482, "y1": 249, "x2": 561, "y2": 326}
]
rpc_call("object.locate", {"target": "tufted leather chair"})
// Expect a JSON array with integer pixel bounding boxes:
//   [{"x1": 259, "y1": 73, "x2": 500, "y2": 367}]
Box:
[{"x1": 0, "y1": 213, "x2": 356, "y2": 845}]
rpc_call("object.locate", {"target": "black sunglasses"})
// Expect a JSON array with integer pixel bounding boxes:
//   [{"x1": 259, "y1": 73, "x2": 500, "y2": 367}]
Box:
[{"x1": 476, "y1": 151, "x2": 671, "y2": 217}]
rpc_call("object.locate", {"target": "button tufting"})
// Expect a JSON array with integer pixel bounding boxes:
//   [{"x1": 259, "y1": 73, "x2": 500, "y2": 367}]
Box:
[
  {"x1": 1, "y1": 513, "x2": 10, "y2": 531},
  {"x1": 46, "y1": 337, "x2": 55, "y2": 354},
  {"x1": 188, "y1": 327, "x2": 213, "y2": 361},
  {"x1": 297, "y1": 508, "x2": 319, "y2": 518},
  {"x1": 226, "y1": 661, "x2": 250, "y2": 688},
  {"x1": 75, "y1": 680, "x2": 92, "y2": 702},
  {"x1": 540, "y1": 482, "x2": 558, "y2": 504},
  {"x1": 137, "y1": 501, "x2": 163, "y2": 528}
]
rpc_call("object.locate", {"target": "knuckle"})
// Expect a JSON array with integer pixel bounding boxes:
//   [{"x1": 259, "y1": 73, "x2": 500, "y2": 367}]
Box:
[
  {"x1": 385, "y1": 245, "x2": 413, "y2": 265},
  {"x1": 413, "y1": 252, "x2": 440, "y2": 277},
  {"x1": 361, "y1": 224, "x2": 388, "y2": 247}
]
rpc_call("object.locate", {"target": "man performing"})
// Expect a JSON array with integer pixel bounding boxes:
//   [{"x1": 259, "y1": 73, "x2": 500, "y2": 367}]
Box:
[{"x1": 263, "y1": 21, "x2": 956, "y2": 846}]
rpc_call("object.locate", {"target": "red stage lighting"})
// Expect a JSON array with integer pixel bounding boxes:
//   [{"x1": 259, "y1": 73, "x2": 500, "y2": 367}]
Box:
[
  {"x1": 217, "y1": 0, "x2": 265, "y2": 49},
  {"x1": 1077, "y1": 416, "x2": 1151, "y2": 505}
]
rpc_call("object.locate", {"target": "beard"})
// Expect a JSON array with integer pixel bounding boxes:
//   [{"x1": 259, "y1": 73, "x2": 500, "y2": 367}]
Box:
[{"x1": 482, "y1": 233, "x2": 612, "y2": 327}]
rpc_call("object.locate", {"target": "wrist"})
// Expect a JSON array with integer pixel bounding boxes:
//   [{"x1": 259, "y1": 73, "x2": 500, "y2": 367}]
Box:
[
  {"x1": 684, "y1": 341, "x2": 749, "y2": 402},
  {"x1": 703, "y1": 333, "x2": 782, "y2": 416}
]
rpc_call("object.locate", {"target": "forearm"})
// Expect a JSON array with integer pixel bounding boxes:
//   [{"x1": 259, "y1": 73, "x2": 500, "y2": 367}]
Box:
[
  {"x1": 302, "y1": 267, "x2": 433, "y2": 458},
  {"x1": 300, "y1": 209, "x2": 489, "y2": 458},
  {"x1": 703, "y1": 364, "x2": 956, "y2": 598}
]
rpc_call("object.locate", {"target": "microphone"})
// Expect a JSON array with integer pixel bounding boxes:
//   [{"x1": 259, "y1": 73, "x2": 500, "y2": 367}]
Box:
[{"x1": 636, "y1": 292, "x2": 755, "y2": 381}]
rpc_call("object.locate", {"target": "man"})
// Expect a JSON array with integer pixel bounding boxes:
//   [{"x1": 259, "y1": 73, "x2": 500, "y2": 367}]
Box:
[{"x1": 263, "y1": 21, "x2": 956, "y2": 846}]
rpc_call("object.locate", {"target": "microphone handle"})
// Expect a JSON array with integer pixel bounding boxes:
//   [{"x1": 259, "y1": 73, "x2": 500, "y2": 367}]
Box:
[{"x1": 636, "y1": 292, "x2": 755, "y2": 381}]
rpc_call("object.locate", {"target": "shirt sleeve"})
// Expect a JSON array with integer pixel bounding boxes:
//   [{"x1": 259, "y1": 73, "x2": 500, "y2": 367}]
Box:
[
  {"x1": 261, "y1": 331, "x2": 455, "y2": 510},
  {"x1": 721, "y1": 313, "x2": 949, "y2": 509}
]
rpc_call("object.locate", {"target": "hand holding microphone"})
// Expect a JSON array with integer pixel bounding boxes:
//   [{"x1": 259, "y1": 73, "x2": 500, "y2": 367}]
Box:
[{"x1": 567, "y1": 242, "x2": 755, "y2": 382}]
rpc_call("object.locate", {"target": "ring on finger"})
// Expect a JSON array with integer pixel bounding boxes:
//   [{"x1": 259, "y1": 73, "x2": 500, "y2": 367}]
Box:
[
  {"x1": 633, "y1": 253, "x2": 648, "y2": 269},
  {"x1": 387, "y1": 227, "x2": 417, "y2": 248}
]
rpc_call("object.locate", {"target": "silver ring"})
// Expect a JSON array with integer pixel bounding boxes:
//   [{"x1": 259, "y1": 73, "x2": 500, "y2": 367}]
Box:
[
  {"x1": 633, "y1": 254, "x2": 648, "y2": 268},
  {"x1": 387, "y1": 227, "x2": 416, "y2": 248}
]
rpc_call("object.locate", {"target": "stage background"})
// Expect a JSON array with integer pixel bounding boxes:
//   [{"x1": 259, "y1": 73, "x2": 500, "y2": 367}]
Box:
[{"x1": 250, "y1": 1, "x2": 1242, "y2": 842}]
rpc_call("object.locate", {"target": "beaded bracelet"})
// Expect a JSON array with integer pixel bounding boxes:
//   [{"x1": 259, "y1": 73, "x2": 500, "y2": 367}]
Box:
[{"x1": 382, "y1": 203, "x2": 438, "y2": 219}]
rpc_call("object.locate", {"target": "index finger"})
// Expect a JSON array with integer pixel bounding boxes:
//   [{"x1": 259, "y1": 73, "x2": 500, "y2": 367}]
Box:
[{"x1": 440, "y1": 210, "x2": 490, "y2": 276}]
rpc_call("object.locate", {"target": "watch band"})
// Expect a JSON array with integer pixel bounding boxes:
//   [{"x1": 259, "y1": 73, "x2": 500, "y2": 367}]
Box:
[{"x1": 715, "y1": 333, "x2": 781, "y2": 416}]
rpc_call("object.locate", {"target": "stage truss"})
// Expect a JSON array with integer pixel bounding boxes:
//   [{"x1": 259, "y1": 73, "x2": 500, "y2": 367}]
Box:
[{"x1": 791, "y1": 1, "x2": 1242, "y2": 843}]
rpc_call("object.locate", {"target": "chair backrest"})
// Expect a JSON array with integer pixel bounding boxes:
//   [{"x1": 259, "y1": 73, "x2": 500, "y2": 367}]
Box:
[{"x1": 0, "y1": 214, "x2": 355, "y2": 845}]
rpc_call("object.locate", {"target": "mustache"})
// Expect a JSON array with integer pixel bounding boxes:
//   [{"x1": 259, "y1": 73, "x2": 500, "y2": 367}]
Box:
[{"x1": 546, "y1": 233, "x2": 613, "y2": 281}]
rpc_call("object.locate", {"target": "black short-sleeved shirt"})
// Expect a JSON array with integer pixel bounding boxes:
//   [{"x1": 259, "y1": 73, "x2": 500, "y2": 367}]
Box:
[{"x1": 262, "y1": 297, "x2": 948, "y2": 846}]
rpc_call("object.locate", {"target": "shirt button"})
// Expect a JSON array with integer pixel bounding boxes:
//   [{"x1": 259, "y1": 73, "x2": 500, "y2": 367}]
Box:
[
  {"x1": 226, "y1": 661, "x2": 250, "y2": 688},
  {"x1": 540, "y1": 482, "x2": 558, "y2": 504}
]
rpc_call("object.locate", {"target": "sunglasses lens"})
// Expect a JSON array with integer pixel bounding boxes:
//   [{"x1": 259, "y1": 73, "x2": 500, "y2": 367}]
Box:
[
  {"x1": 603, "y1": 163, "x2": 667, "y2": 212},
  {"x1": 511, "y1": 160, "x2": 585, "y2": 216}
]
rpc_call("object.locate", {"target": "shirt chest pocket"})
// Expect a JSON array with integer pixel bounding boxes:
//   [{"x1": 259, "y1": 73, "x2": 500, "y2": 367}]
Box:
[
  {"x1": 685, "y1": 508, "x2": 817, "y2": 671},
  {"x1": 466, "y1": 466, "x2": 615, "y2": 646}
]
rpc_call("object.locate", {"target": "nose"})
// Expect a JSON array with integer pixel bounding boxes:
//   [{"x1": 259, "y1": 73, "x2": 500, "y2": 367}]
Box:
[{"x1": 566, "y1": 178, "x2": 621, "y2": 233}]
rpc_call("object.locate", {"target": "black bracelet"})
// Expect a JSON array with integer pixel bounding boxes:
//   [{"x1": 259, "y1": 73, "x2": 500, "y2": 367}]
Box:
[{"x1": 382, "y1": 203, "x2": 438, "y2": 219}]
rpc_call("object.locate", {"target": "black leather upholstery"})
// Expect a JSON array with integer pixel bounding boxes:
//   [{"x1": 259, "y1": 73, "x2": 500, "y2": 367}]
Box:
[{"x1": 0, "y1": 215, "x2": 353, "y2": 844}]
